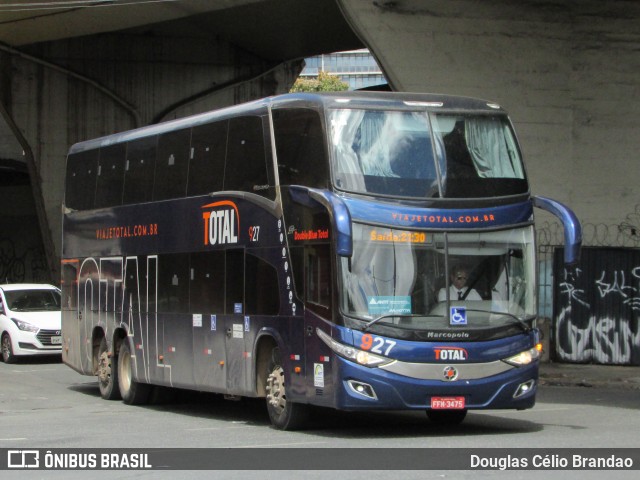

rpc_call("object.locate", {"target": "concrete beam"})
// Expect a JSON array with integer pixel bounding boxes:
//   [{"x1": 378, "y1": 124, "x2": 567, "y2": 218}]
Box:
[{"x1": 337, "y1": 0, "x2": 640, "y2": 230}]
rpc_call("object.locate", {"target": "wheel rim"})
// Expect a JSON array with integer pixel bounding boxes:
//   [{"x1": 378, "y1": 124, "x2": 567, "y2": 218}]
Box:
[
  {"x1": 266, "y1": 366, "x2": 287, "y2": 414},
  {"x1": 98, "y1": 349, "x2": 112, "y2": 388},
  {"x1": 120, "y1": 350, "x2": 132, "y2": 392},
  {"x1": 2, "y1": 336, "x2": 10, "y2": 360}
]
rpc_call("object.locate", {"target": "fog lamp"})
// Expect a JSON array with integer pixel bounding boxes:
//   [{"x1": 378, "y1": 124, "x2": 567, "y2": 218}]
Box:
[
  {"x1": 514, "y1": 379, "x2": 536, "y2": 398},
  {"x1": 347, "y1": 380, "x2": 377, "y2": 400}
]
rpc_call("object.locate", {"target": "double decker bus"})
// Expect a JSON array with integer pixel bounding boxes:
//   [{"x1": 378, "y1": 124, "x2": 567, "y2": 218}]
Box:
[{"x1": 61, "y1": 92, "x2": 581, "y2": 429}]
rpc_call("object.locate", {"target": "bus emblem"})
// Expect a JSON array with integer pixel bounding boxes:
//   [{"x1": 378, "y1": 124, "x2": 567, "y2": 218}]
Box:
[
  {"x1": 202, "y1": 200, "x2": 240, "y2": 246},
  {"x1": 443, "y1": 366, "x2": 459, "y2": 381}
]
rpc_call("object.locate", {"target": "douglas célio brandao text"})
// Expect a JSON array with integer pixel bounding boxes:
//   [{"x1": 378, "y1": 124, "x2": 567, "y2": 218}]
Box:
[{"x1": 470, "y1": 453, "x2": 634, "y2": 470}]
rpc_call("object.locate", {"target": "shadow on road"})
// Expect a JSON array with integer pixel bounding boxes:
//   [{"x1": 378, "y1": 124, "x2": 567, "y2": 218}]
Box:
[{"x1": 65, "y1": 381, "x2": 545, "y2": 438}]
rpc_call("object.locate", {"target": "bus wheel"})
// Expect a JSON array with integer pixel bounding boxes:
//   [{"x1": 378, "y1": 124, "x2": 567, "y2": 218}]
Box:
[
  {"x1": 426, "y1": 409, "x2": 467, "y2": 425},
  {"x1": 265, "y1": 348, "x2": 309, "y2": 430},
  {"x1": 97, "y1": 337, "x2": 121, "y2": 400},
  {"x1": 118, "y1": 341, "x2": 151, "y2": 405}
]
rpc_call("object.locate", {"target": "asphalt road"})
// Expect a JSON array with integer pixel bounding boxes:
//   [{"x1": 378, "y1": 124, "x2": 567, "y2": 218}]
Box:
[{"x1": 1, "y1": 356, "x2": 639, "y2": 479}]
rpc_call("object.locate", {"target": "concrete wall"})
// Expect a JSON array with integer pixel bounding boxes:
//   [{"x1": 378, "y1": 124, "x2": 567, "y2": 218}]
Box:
[
  {"x1": 0, "y1": 32, "x2": 302, "y2": 281},
  {"x1": 0, "y1": 183, "x2": 49, "y2": 284},
  {"x1": 339, "y1": 0, "x2": 640, "y2": 235}
]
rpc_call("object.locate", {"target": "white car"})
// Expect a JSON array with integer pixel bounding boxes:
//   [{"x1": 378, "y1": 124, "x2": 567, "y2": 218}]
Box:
[{"x1": 0, "y1": 284, "x2": 62, "y2": 363}]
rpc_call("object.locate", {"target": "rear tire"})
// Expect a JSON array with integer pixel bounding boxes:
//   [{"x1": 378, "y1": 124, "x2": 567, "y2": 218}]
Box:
[
  {"x1": 426, "y1": 409, "x2": 467, "y2": 425},
  {"x1": 265, "y1": 347, "x2": 309, "y2": 430},
  {"x1": 1, "y1": 333, "x2": 16, "y2": 364},
  {"x1": 118, "y1": 341, "x2": 151, "y2": 405},
  {"x1": 97, "y1": 337, "x2": 121, "y2": 400}
]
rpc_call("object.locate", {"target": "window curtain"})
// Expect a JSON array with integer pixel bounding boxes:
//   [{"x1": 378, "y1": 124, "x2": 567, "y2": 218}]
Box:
[{"x1": 466, "y1": 118, "x2": 523, "y2": 178}]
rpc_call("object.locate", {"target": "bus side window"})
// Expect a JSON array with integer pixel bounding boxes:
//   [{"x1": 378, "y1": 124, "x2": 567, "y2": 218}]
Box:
[
  {"x1": 245, "y1": 253, "x2": 280, "y2": 315},
  {"x1": 187, "y1": 121, "x2": 227, "y2": 196},
  {"x1": 189, "y1": 251, "x2": 225, "y2": 313},
  {"x1": 65, "y1": 150, "x2": 98, "y2": 210},
  {"x1": 225, "y1": 250, "x2": 245, "y2": 314},
  {"x1": 272, "y1": 108, "x2": 328, "y2": 188},
  {"x1": 306, "y1": 244, "x2": 331, "y2": 313},
  {"x1": 95, "y1": 143, "x2": 126, "y2": 209},
  {"x1": 154, "y1": 128, "x2": 191, "y2": 201},
  {"x1": 157, "y1": 253, "x2": 190, "y2": 313},
  {"x1": 225, "y1": 116, "x2": 273, "y2": 199},
  {"x1": 124, "y1": 136, "x2": 156, "y2": 205}
]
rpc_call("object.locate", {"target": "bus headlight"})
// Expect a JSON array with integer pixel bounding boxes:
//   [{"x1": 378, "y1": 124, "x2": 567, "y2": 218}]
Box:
[
  {"x1": 503, "y1": 347, "x2": 540, "y2": 367},
  {"x1": 317, "y1": 328, "x2": 393, "y2": 367}
]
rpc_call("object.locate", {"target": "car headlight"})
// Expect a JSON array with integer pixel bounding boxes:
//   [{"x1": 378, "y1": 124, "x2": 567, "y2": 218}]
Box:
[
  {"x1": 317, "y1": 328, "x2": 393, "y2": 367},
  {"x1": 503, "y1": 347, "x2": 540, "y2": 366},
  {"x1": 11, "y1": 318, "x2": 39, "y2": 333}
]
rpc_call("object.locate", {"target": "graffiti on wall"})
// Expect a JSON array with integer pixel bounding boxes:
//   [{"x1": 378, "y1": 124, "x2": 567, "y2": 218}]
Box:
[
  {"x1": 553, "y1": 248, "x2": 640, "y2": 365},
  {"x1": 0, "y1": 238, "x2": 49, "y2": 284}
]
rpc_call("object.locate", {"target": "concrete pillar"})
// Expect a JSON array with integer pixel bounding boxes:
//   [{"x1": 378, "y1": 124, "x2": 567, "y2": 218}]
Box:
[{"x1": 0, "y1": 33, "x2": 302, "y2": 282}]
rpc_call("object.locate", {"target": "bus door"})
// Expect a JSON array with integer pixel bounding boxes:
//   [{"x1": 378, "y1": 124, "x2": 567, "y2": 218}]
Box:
[
  {"x1": 303, "y1": 243, "x2": 335, "y2": 405},
  {"x1": 189, "y1": 251, "x2": 227, "y2": 391},
  {"x1": 222, "y1": 249, "x2": 251, "y2": 395}
]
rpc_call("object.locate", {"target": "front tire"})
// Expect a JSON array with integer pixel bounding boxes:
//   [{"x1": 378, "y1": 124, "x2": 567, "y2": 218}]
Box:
[
  {"x1": 97, "y1": 337, "x2": 121, "y2": 400},
  {"x1": 118, "y1": 341, "x2": 151, "y2": 405},
  {"x1": 265, "y1": 347, "x2": 309, "y2": 430},
  {"x1": 1, "y1": 333, "x2": 16, "y2": 364}
]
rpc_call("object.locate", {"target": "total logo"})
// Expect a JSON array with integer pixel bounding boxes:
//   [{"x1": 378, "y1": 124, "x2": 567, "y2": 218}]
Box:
[
  {"x1": 202, "y1": 200, "x2": 239, "y2": 246},
  {"x1": 434, "y1": 347, "x2": 468, "y2": 361}
]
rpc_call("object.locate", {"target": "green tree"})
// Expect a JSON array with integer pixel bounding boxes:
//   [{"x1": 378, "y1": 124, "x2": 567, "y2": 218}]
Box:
[{"x1": 290, "y1": 71, "x2": 349, "y2": 93}]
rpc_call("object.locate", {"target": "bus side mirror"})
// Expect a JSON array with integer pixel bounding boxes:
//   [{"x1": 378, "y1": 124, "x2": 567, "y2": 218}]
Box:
[{"x1": 532, "y1": 196, "x2": 582, "y2": 265}]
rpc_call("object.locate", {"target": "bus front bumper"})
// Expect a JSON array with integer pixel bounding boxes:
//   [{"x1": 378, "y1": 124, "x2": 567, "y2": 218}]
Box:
[{"x1": 332, "y1": 355, "x2": 538, "y2": 411}]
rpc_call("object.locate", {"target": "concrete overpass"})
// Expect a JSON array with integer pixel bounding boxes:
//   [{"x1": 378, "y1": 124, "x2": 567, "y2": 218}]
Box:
[{"x1": 1, "y1": 0, "x2": 639, "y2": 283}]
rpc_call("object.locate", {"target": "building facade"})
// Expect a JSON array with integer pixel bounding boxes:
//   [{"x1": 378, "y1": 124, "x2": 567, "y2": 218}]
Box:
[{"x1": 300, "y1": 49, "x2": 386, "y2": 90}]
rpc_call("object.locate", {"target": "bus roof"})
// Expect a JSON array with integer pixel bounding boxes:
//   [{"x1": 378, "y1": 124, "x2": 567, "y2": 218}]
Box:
[{"x1": 67, "y1": 91, "x2": 507, "y2": 155}]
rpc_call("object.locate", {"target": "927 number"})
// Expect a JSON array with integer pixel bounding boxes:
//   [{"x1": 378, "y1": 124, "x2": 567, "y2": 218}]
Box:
[
  {"x1": 248, "y1": 226, "x2": 260, "y2": 242},
  {"x1": 360, "y1": 334, "x2": 396, "y2": 356}
]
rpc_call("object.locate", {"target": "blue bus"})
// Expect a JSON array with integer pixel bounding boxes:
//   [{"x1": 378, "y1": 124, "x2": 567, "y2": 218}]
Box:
[{"x1": 61, "y1": 92, "x2": 581, "y2": 429}]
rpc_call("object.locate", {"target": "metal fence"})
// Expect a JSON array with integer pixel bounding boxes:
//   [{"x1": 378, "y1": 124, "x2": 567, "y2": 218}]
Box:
[{"x1": 536, "y1": 206, "x2": 640, "y2": 365}]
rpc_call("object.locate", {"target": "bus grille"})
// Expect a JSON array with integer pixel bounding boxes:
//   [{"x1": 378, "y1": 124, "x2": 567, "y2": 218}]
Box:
[{"x1": 36, "y1": 330, "x2": 61, "y2": 346}]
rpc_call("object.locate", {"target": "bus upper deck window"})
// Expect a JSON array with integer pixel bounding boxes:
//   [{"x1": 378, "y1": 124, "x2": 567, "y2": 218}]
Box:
[
  {"x1": 272, "y1": 108, "x2": 328, "y2": 188},
  {"x1": 95, "y1": 143, "x2": 126, "y2": 209},
  {"x1": 154, "y1": 128, "x2": 191, "y2": 201},
  {"x1": 65, "y1": 150, "x2": 98, "y2": 210},
  {"x1": 225, "y1": 116, "x2": 274, "y2": 199},
  {"x1": 123, "y1": 136, "x2": 156, "y2": 205}
]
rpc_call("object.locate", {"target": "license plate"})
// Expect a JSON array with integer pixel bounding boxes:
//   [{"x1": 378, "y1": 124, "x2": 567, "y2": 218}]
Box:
[
  {"x1": 431, "y1": 396, "x2": 465, "y2": 409},
  {"x1": 51, "y1": 336, "x2": 62, "y2": 345}
]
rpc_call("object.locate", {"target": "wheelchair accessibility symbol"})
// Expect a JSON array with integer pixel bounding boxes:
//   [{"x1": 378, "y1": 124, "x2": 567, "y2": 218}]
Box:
[{"x1": 450, "y1": 307, "x2": 467, "y2": 325}]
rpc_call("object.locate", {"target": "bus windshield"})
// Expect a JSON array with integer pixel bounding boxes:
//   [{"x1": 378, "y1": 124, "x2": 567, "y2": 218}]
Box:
[
  {"x1": 339, "y1": 224, "x2": 536, "y2": 340},
  {"x1": 330, "y1": 109, "x2": 528, "y2": 199}
]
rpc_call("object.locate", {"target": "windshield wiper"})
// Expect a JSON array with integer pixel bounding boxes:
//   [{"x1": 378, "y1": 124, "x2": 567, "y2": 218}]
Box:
[
  {"x1": 463, "y1": 309, "x2": 534, "y2": 333},
  {"x1": 361, "y1": 310, "x2": 533, "y2": 333},
  {"x1": 363, "y1": 313, "x2": 439, "y2": 332}
]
